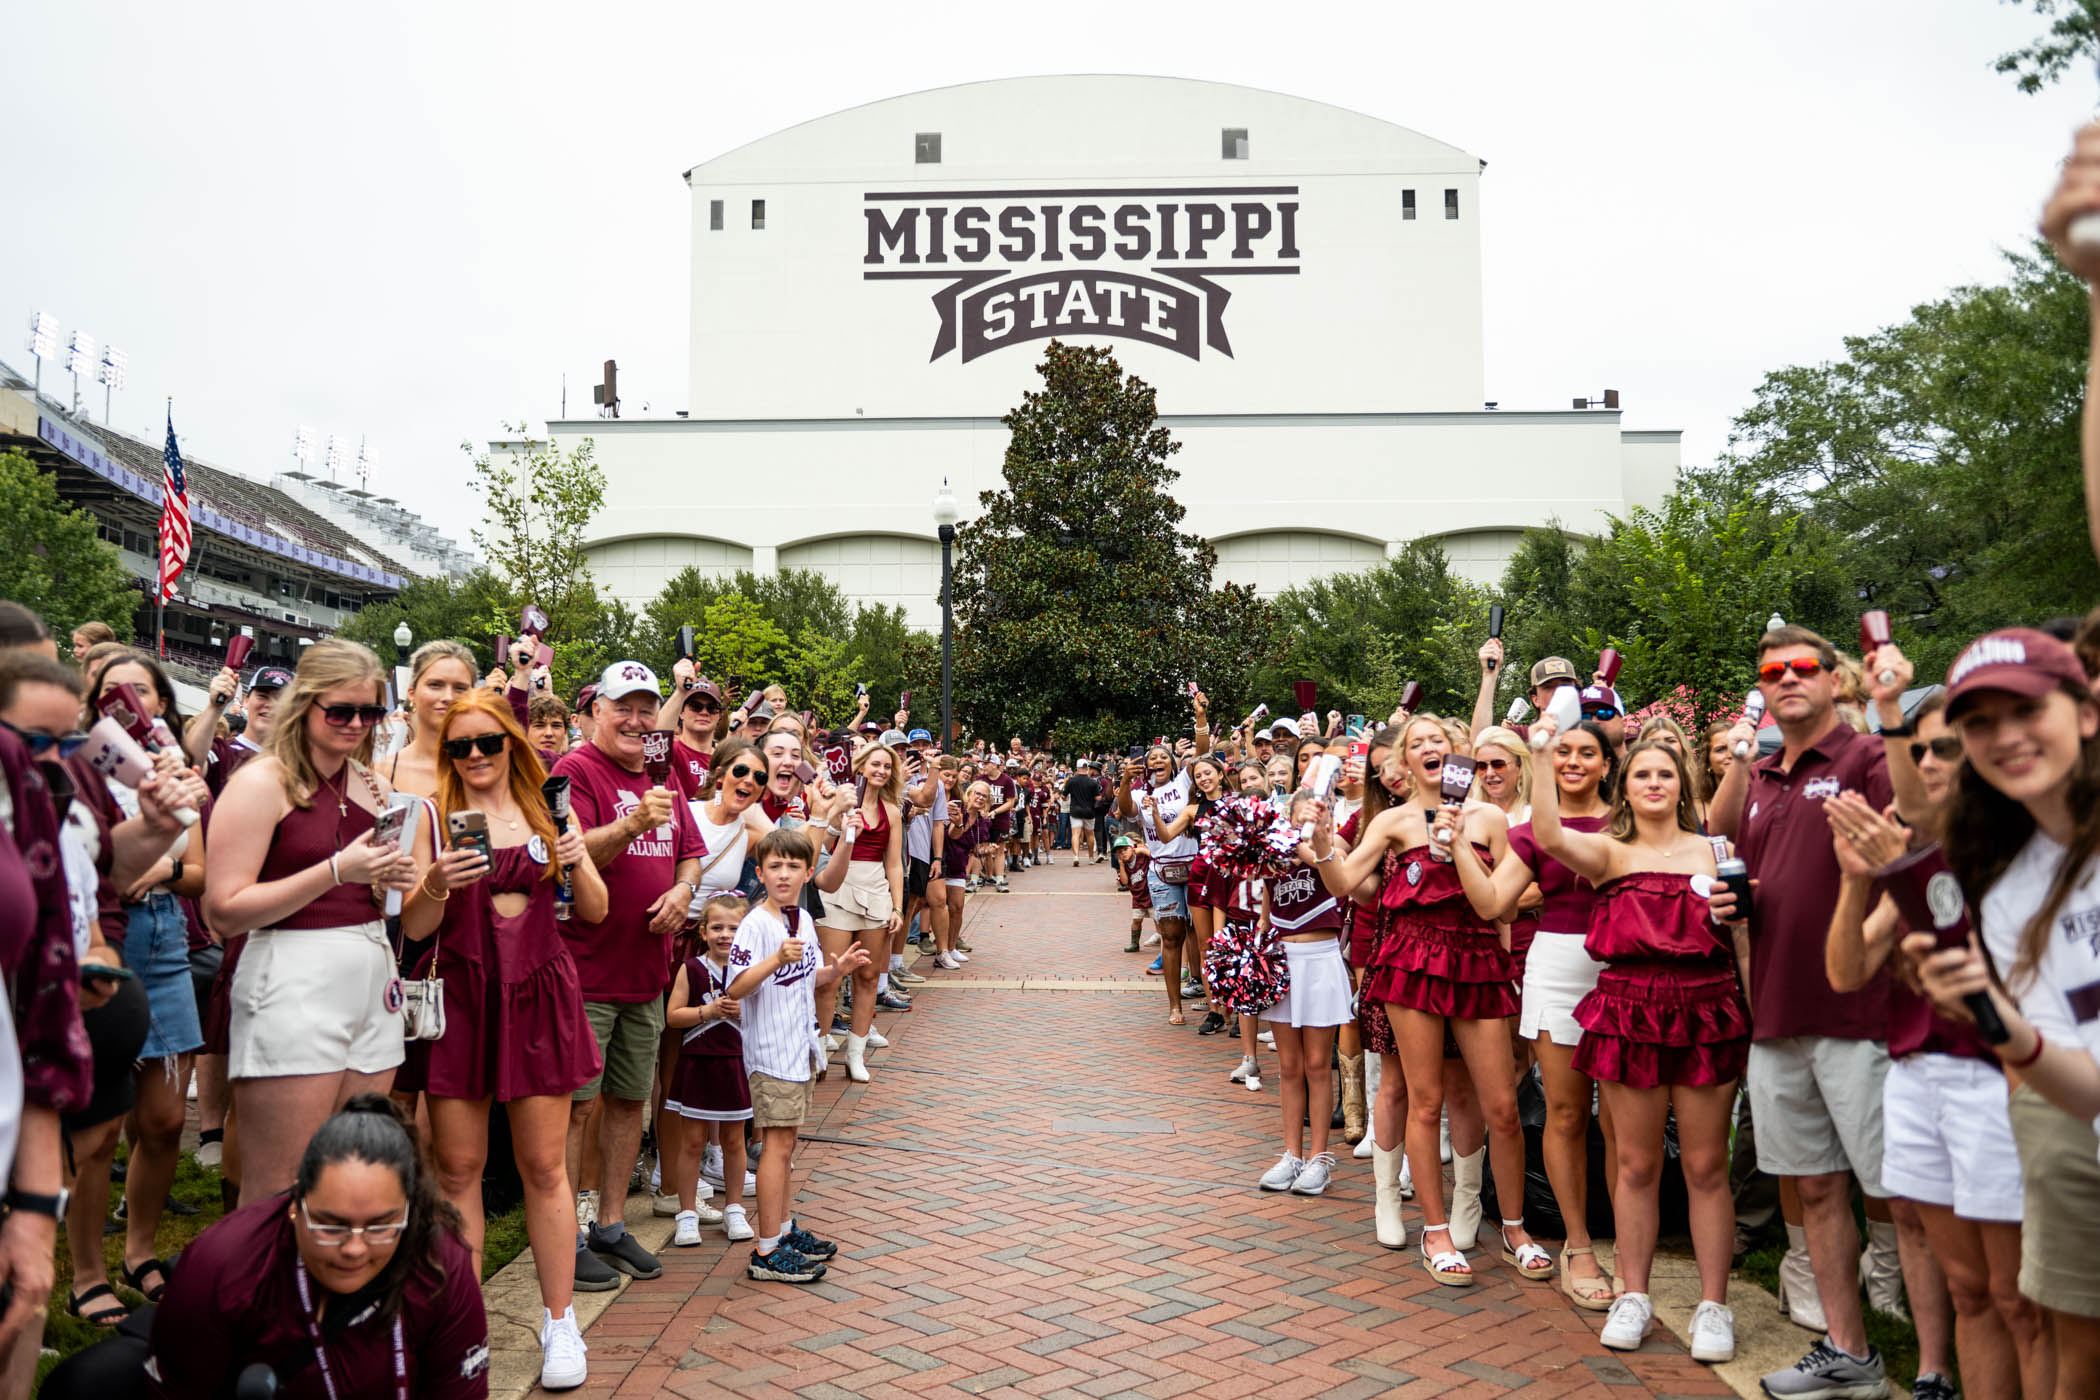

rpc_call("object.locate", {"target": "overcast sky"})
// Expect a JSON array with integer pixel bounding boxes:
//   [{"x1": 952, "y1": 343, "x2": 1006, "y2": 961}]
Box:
[{"x1": 4, "y1": 1, "x2": 2091, "y2": 544}]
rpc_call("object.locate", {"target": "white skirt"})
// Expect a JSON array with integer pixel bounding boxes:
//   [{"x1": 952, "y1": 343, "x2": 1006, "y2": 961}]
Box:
[
  {"x1": 1519, "y1": 929, "x2": 1603, "y2": 1046},
  {"x1": 230, "y1": 921, "x2": 404, "y2": 1079},
  {"x1": 1260, "y1": 938, "x2": 1351, "y2": 1028},
  {"x1": 822, "y1": 858, "x2": 895, "y2": 933}
]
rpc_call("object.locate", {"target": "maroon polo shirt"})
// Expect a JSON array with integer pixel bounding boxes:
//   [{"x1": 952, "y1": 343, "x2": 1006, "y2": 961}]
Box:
[{"x1": 1736, "y1": 719, "x2": 1895, "y2": 1042}]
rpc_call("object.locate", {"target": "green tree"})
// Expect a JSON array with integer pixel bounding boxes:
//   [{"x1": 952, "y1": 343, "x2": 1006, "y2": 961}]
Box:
[
  {"x1": 951, "y1": 341, "x2": 1275, "y2": 753},
  {"x1": 0, "y1": 449, "x2": 138, "y2": 643},
  {"x1": 334, "y1": 566, "x2": 516, "y2": 672},
  {"x1": 1993, "y1": 0, "x2": 2100, "y2": 92}
]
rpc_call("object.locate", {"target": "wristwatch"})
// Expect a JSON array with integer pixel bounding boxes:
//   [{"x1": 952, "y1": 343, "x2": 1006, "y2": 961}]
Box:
[{"x1": 5, "y1": 1187, "x2": 69, "y2": 1219}]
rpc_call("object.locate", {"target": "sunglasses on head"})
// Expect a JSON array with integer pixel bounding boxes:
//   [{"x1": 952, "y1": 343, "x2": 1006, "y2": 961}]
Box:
[
  {"x1": 1910, "y1": 736, "x2": 1963, "y2": 764},
  {"x1": 1757, "y1": 658, "x2": 1826, "y2": 683},
  {"x1": 0, "y1": 719, "x2": 89, "y2": 758},
  {"x1": 319, "y1": 704, "x2": 389, "y2": 728},
  {"x1": 442, "y1": 733, "x2": 508, "y2": 759}
]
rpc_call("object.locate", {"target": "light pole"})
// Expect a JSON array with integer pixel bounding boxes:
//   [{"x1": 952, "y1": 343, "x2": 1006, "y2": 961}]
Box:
[
  {"x1": 933, "y1": 478, "x2": 959, "y2": 752},
  {"x1": 393, "y1": 620, "x2": 413, "y2": 669}
]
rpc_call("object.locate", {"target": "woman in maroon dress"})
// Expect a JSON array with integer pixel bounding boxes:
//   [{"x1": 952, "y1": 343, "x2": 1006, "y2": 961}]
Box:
[
  {"x1": 1527, "y1": 724, "x2": 1748, "y2": 1360},
  {"x1": 399, "y1": 688, "x2": 604, "y2": 1389},
  {"x1": 1314, "y1": 714, "x2": 1545, "y2": 1288}
]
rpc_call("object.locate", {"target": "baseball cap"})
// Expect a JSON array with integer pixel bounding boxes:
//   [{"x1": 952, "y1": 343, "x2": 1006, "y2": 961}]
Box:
[
  {"x1": 575, "y1": 683, "x2": 598, "y2": 712},
  {"x1": 1267, "y1": 718, "x2": 1299, "y2": 738},
  {"x1": 1578, "y1": 684, "x2": 1624, "y2": 719},
  {"x1": 878, "y1": 727, "x2": 910, "y2": 748},
  {"x1": 1530, "y1": 656, "x2": 1580, "y2": 688},
  {"x1": 746, "y1": 700, "x2": 777, "y2": 725},
  {"x1": 248, "y1": 666, "x2": 293, "y2": 692},
  {"x1": 681, "y1": 675, "x2": 725, "y2": 709},
  {"x1": 857, "y1": 719, "x2": 882, "y2": 735},
  {"x1": 1944, "y1": 628, "x2": 2088, "y2": 720},
  {"x1": 907, "y1": 728, "x2": 933, "y2": 743},
  {"x1": 595, "y1": 660, "x2": 662, "y2": 703}
]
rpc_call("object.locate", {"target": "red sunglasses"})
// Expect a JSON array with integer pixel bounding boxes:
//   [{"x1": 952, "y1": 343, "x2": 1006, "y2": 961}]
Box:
[{"x1": 1757, "y1": 658, "x2": 1825, "y2": 683}]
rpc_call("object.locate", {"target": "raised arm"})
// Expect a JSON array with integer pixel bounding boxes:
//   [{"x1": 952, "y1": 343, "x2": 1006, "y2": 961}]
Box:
[
  {"x1": 1525, "y1": 729, "x2": 1616, "y2": 884},
  {"x1": 1469, "y1": 639, "x2": 1501, "y2": 739}
]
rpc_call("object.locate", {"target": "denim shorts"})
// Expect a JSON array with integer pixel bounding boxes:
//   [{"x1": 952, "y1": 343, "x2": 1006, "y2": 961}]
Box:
[
  {"x1": 1146, "y1": 867, "x2": 1190, "y2": 921},
  {"x1": 130, "y1": 892, "x2": 203, "y2": 1061}
]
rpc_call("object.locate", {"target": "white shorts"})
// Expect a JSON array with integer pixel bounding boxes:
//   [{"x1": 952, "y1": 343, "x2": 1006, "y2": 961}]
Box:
[
  {"x1": 1519, "y1": 929, "x2": 1602, "y2": 1046},
  {"x1": 1749, "y1": 1035, "x2": 1890, "y2": 1188},
  {"x1": 230, "y1": 922, "x2": 404, "y2": 1079},
  {"x1": 1881, "y1": 1053, "x2": 2023, "y2": 1222},
  {"x1": 1260, "y1": 938, "x2": 1352, "y2": 1028},
  {"x1": 944, "y1": 877, "x2": 965, "y2": 889}
]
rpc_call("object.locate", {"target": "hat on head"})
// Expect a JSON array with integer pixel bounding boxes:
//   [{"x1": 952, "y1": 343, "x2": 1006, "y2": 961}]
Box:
[
  {"x1": 1530, "y1": 656, "x2": 1580, "y2": 688},
  {"x1": 747, "y1": 700, "x2": 777, "y2": 724},
  {"x1": 907, "y1": 728, "x2": 933, "y2": 743},
  {"x1": 574, "y1": 683, "x2": 598, "y2": 712},
  {"x1": 1944, "y1": 628, "x2": 2088, "y2": 720},
  {"x1": 1578, "y1": 684, "x2": 1625, "y2": 719},
  {"x1": 682, "y1": 675, "x2": 725, "y2": 709},
  {"x1": 879, "y1": 727, "x2": 910, "y2": 749},
  {"x1": 595, "y1": 661, "x2": 661, "y2": 703},
  {"x1": 248, "y1": 666, "x2": 294, "y2": 692},
  {"x1": 858, "y1": 719, "x2": 882, "y2": 734},
  {"x1": 1267, "y1": 718, "x2": 1299, "y2": 738}
]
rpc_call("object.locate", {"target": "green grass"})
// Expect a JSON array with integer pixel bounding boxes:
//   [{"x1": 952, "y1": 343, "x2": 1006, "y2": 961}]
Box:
[{"x1": 1736, "y1": 1226, "x2": 1922, "y2": 1390}]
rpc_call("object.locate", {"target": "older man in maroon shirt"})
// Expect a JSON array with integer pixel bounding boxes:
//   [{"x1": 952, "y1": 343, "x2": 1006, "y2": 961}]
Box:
[{"x1": 1711, "y1": 625, "x2": 1897, "y2": 1397}]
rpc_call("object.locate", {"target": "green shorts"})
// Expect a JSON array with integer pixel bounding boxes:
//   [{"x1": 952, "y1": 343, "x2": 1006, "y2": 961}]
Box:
[{"x1": 574, "y1": 998, "x2": 666, "y2": 1103}]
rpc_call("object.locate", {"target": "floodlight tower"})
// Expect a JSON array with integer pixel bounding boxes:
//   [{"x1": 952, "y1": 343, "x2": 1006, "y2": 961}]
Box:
[
  {"x1": 26, "y1": 312, "x2": 56, "y2": 398},
  {"x1": 98, "y1": 345, "x2": 126, "y2": 425},
  {"x1": 324, "y1": 434, "x2": 346, "y2": 483},
  {"x1": 66, "y1": 332, "x2": 95, "y2": 415},
  {"x1": 355, "y1": 438, "x2": 374, "y2": 493},
  {"x1": 290, "y1": 426, "x2": 316, "y2": 478}
]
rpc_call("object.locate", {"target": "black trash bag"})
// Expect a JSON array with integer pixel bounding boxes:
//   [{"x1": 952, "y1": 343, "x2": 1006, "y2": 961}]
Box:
[{"x1": 1478, "y1": 1071, "x2": 1691, "y2": 1239}]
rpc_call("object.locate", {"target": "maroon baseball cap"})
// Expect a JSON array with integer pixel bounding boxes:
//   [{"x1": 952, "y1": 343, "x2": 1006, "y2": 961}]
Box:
[
  {"x1": 1944, "y1": 628, "x2": 2088, "y2": 719},
  {"x1": 575, "y1": 683, "x2": 598, "y2": 711},
  {"x1": 682, "y1": 675, "x2": 725, "y2": 709}
]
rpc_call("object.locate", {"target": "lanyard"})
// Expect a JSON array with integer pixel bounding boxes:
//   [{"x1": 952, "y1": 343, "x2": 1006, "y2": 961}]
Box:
[{"x1": 292, "y1": 1257, "x2": 408, "y2": 1400}]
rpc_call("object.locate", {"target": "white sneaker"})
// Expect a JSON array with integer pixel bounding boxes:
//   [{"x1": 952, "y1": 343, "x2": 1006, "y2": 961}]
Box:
[
  {"x1": 540, "y1": 1307, "x2": 589, "y2": 1390},
  {"x1": 866, "y1": 1028, "x2": 889, "y2": 1049},
  {"x1": 652, "y1": 1191, "x2": 681, "y2": 1217},
  {"x1": 935, "y1": 952, "x2": 962, "y2": 970},
  {"x1": 1599, "y1": 1292, "x2": 1654, "y2": 1351},
  {"x1": 1290, "y1": 1152, "x2": 1336, "y2": 1195},
  {"x1": 952, "y1": 950, "x2": 970, "y2": 963},
  {"x1": 1142, "y1": 930, "x2": 1160, "y2": 947},
  {"x1": 575, "y1": 1189, "x2": 598, "y2": 1230},
  {"x1": 195, "y1": 1138, "x2": 223, "y2": 1169},
  {"x1": 1245, "y1": 1074, "x2": 1262, "y2": 1091},
  {"x1": 1688, "y1": 1300, "x2": 1735, "y2": 1363},
  {"x1": 700, "y1": 1145, "x2": 723, "y2": 1183},
  {"x1": 1352, "y1": 1135, "x2": 1374, "y2": 1160},
  {"x1": 1257, "y1": 1029, "x2": 1274, "y2": 1046},
  {"x1": 723, "y1": 1203, "x2": 755, "y2": 1241},
  {"x1": 1258, "y1": 1153, "x2": 1304, "y2": 1191},
  {"x1": 673, "y1": 1209, "x2": 702, "y2": 1247},
  {"x1": 1229, "y1": 1057, "x2": 1257, "y2": 1083}
]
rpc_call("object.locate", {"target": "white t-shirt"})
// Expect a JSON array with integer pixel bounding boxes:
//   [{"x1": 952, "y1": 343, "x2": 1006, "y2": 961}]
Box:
[
  {"x1": 906, "y1": 778, "x2": 947, "y2": 863},
  {"x1": 1980, "y1": 831, "x2": 2100, "y2": 1143},
  {"x1": 1138, "y1": 768, "x2": 1197, "y2": 860},
  {"x1": 727, "y1": 901, "x2": 824, "y2": 1082}
]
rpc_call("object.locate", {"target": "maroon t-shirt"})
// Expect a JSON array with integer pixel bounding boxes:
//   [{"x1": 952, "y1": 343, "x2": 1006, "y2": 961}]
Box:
[
  {"x1": 204, "y1": 734, "x2": 263, "y2": 801},
  {"x1": 671, "y1": 738, "x2": 713, "y2": 803},
  {"x1": 1737, "y1": 721, "x2": 1895, "y2": 1042},
  {"x1": 552, "y1": 742, "x2": 705, "y2": 1003},
  {"x1": 1506, "y1": 814, "x2": 1611, "y2": 932},
  {"x1": 147, "y1": 1198, "x2": 489, "y2": 1400},
  {"x1": 1884, "y1": 912, "x2": 1994, "y2": 1062}
]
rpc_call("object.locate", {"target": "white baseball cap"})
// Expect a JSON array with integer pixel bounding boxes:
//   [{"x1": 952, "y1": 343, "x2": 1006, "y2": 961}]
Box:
[{"x1": 595, "y1": 660, "x2": 662, "y2": 703}]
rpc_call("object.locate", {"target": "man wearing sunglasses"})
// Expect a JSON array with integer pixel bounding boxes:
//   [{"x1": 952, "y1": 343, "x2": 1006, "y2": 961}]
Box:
[
  {"x1": 187, "y1": 666, "x2": 290, "y2": 800},
  {"x1": 658, "y1": 659, "x2": 724, "y2": 802},
  {"x1": 1709, "y1": 624, "x2": 1898, "y2": 1398}
]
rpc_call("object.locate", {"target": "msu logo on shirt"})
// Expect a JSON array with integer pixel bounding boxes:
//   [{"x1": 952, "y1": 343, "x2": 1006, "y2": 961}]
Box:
[{"x1": 612, "y1": 788, "x2": 673, "y2": 844}]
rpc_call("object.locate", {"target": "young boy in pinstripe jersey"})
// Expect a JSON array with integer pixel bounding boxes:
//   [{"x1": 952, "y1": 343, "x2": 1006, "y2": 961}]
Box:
[{"x1": 727, "y1": 827, "x2": 869, "y2": 1283}]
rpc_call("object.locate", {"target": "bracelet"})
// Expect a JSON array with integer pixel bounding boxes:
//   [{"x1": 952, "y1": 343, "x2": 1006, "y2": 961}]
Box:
[
  {"x1": 170, "y1": 857, "x2": 184, "y2": 885},
  {"x1": 2006, "y1": 1027, "x2": 2047, "y2": 1070},
  {"x1": 420, "y1": 874, "x2": 450, "y2": 903},
  {"x1": 329, "y1": 853, "x2": 342, "y2": 886}
]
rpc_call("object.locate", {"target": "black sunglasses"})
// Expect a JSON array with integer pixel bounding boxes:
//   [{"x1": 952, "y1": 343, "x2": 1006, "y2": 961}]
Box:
[
  {"x1": 1909, "y1": 736, "x2": 1963, "y2": 764},
  {"x1": 725, "y1": 763, "x2": 760, "y2": 781},
  {"x1": 686, "y1": 696, "x2": 722, "y2": 713},
  {"x1": 320, "y1": 704, "x2": 389, "y2": 728},
  {"x1": 442, "y1": 733, "x2": 508, "y2": 759},
  {"x1": 0, "y1": 719, "x2": 89, "y2": 759}
]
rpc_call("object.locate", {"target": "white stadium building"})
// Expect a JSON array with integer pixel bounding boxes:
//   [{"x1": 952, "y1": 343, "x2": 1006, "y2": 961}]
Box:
[{"x1": 507, "y1": 75, "x2": 1679, "y2": 631}]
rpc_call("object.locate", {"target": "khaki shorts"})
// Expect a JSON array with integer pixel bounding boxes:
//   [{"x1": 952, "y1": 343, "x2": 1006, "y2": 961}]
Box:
[
  {"x1": 749, "y1": 1063, "x2": 816, "y2": 1129},
  {"x1": 2009, "y1": 1082, "x2": 2100, "y2": 1317},
  {"x1": 574, "y1": 998, "x2": 666, "y2": 1103},
  {"x1": 1747, "y1": 1035, "x2": 1889, "y2": 1188},
  {"x1": 231, "y1": 923, "x2": 404, "y2": 1080}
]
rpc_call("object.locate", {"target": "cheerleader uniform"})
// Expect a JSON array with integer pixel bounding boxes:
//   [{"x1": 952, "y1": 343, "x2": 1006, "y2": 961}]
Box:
[
  {"x1": 1571, "y1": 871, "x2": 1749, "y2": 1089},
  {"x1": 1364, "y1": 843, "x2": 1518, "y2": 1021},
  {"x1": 1507, "y1": 815, "x2": 1609, "y2": 1045},
  {"x1": 1259, "y1": 864, "x2": 1351, "y2": 1028},
  {"x1": 415, "y1": 841, "x2": 603, "y2": 1102},
  {"x1": 665, "y1": 953, "x2": 754, "y2": 1123}
]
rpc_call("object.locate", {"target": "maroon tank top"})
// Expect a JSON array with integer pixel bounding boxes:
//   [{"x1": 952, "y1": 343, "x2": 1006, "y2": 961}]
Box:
[
  {"x1": 258, "y1": 768, "x2": 381, "y2": 928},
  {"x1": 850, "y1": 800, "x2": 892, "y2": 861},
  {"x1": 1507, "y1": 815, "x2": 1610, "y2": 932},
  {"x1": 1583, "y1": 871, "x2": 1731, "y2": 966}
]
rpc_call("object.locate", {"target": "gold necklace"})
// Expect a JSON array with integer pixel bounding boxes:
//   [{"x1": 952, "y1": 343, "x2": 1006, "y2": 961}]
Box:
[{"x1": 317, "y1": 764, "x2": 350, "y2": 818}]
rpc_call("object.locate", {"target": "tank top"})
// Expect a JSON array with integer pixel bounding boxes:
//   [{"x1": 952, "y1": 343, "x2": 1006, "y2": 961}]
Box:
[
  {"x1": 1506, "y1": 814, "x2": 1610, "y2": 932},
  {"x1": 1379, "y1": 842, "x2": 1494, "y2": 931},
  {"x1": 1583, "y1": 871, "x2": 1732, "y2": 966},
  {"x1": 680, "y1": 954, "x2": 743, "y2": 1058},
  {"x1": 258, "y1": 766, "x2": 380, "y2": 928},
  {"x1": 1268, "y1": 862, "x2": 1341, "y2": 932},
  {"x1": 686, "y1": 807, "x2": 751, "y2": 918},
  {"x1": 849, "y1": 800, "x2": 892, "y2": 861}
]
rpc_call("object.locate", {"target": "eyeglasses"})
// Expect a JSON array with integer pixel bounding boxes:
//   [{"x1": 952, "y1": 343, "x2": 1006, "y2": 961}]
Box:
[
  {"x1": 319, "y1": 704, "x2": 389, "y2": 728},
  {"x1": 298, "y1": 1199, "x2": 409, "y2": 1247},
  {"x1": 1479, "y1": 758, "x2": 1512, "y2": 773},
  {"x1": 725, "y1": 763, "x2": 760, "y2": 781},
  {"x1": 1757, "y1": 658, "x2": 1826, "y2": 683},
  {"x1": 1910, "y1": 736, "x2": 1964, "y2": 764},
  {"x1": 0, "y1": 719, "x2": 89, "y2": 759},
  {"x1": 442, "y1": 733, "x2": 508, "y2": 759}
]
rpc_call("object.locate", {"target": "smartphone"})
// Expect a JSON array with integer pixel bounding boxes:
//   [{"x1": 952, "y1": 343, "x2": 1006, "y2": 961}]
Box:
[
  {"x1": 80, "y1": 962, "x2": 136, "y2": 985},
  {"x1": 855, "y1": 682, "x2": 868, "y2": 700},
  {"x1": 676, "y1": 625, "x2": 696, "y2": 662},
  {"x1": 447, "y1": 809, "x2": 491, "y2": 862},
  {"x1": 1345, "y1": 713, "x2": 1365, "y2": 736}
]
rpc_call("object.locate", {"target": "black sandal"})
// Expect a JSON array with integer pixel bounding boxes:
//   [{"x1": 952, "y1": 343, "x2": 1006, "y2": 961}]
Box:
[
  {"x1": 121, "y1": 1256, "x2": 169, "y2": 1303},
  {"x1": 68, "y1": 1283, "x2": 130, "y2": 1327}
]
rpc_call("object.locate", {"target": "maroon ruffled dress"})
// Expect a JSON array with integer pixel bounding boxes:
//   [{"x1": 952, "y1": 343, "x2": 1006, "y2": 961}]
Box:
[
  {"x1": 405, "y1": 842, "x2": 602, "y2": 1102},
  {"x1": 1364, "y1": 843, "x2": 1518, "y2": 1020},
  {"x1": 1571, "y1": 871, "x2": 1750, "y2": 1089}
]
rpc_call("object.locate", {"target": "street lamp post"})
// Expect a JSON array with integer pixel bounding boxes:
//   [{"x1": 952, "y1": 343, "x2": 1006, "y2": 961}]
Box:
[
  {"x1": 933, "y1": 479, "x2": 959, "y2": 752},
  {"x1": 393, "y1": 621, "x2": 413, "y2": 669}
]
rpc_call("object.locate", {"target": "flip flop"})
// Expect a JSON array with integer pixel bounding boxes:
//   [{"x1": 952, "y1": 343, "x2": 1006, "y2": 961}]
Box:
[
  {"x1": 68, "y1": 1283, "x2": 130, "y2": 1327},
  {"x1": 122, "y1": 1255, "x2": 171, "y2": 1302}
]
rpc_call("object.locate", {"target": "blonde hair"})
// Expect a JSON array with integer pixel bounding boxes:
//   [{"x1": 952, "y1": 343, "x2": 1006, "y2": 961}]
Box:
[
  {"x1": 265, "y1": 639, "x2": 385, "y2": 808},
  {"x1": 852, "y1": 739, "x2": 904, "y2": 805},
  {"x1": 701, "y1": 892, "x2": 749, "y2": 927},
  {"x1": 406, "y1": 639, "x2": 478, "y2": 733},
  {"x1": 1473, "y1": 726, "x2": 1534, "y2": 808}
]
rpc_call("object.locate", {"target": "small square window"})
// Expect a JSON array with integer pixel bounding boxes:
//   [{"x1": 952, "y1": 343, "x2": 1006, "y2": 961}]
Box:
[
  {"x1": 752, "y1": 199, "x2": 766, "y2": 230},
  {"x1": 1445, "y1": 188, "x2": 1459, "y2": 220},
  {"x1": 708, "y1": 199, "x2": 723, "y2": 231},
  {"x1": 1401, "y1": 189, "x2": 1416, "y2": 221},
  {"x1": 915, "y1": 132, "x2": 942, "y2": 164},
  {"x1": 1222, "y1": 127, "x2": 1249, "y2": 160}
]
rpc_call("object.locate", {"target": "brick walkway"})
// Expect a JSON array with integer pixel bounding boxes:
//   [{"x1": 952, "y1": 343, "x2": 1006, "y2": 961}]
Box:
[{"x1": 569, "y1": 860, "x2": 1736, "y2": 1399}]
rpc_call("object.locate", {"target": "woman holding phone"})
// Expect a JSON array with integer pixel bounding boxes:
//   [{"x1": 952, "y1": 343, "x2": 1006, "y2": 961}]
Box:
[
  {"x1": 815, "y1": 742, "x2": 906, "y2": 1083},
  {"x1": 1525, "y1": 720, "x2": 1747, "y2": 1362},
  {"x1": 398, "y1": 688, "x2": 605, "y2": 1390},
  {"x1": 205, "y1": 639, "x2": 418, "y2": 1204}
]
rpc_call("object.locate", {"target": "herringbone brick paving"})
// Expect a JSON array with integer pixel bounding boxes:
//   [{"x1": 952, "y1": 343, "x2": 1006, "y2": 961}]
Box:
[{"x1": 570, "y1": 860, "x2": 1736, "y2": 1399}]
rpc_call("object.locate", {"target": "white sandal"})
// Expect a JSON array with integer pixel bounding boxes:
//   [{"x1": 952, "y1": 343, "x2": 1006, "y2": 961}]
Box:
[
  {"x1": 1497, "y1": 1221, "x2": 1554, "y2": 1281},
  {"x1": 1420, "y1": 1227, "x2": 1474, "y2": 1288}
]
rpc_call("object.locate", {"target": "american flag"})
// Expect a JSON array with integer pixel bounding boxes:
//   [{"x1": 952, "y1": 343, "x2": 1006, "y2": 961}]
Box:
[{"x1": 157, "y1": 405, "x2": 191, "y2": 603}]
